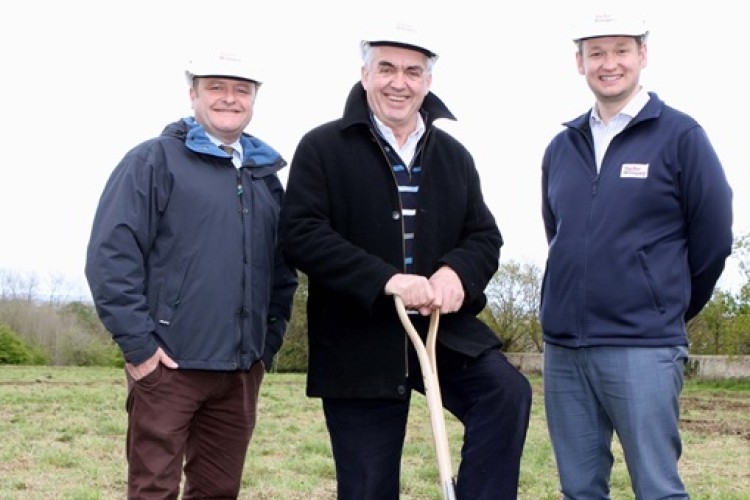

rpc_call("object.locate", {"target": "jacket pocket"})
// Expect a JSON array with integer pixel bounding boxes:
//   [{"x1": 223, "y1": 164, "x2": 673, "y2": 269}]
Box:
[
  {"x1": 637, "y1": 249, "x2": 666, "y2": 313},
  {"x1": 155, "y1": 255, "x2": 192, "y2": 326}
]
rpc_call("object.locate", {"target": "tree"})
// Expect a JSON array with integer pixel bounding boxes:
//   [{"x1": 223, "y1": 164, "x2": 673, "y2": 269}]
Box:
[
  {"x1": 480, "y1": 261, "x2": 543, "y2": 352},
  {"x1": 688, "y1": 290, "x2": 734, "y2": 354},
  {"x1": 687, "y1": 232, "x2": 750, "y2": 354},
  {"x1": 733, "y1": 232, "x2": 750, "y2": 304},
  {"x1": 0, "y1": 268, "x2": 38, "y2": 301}
]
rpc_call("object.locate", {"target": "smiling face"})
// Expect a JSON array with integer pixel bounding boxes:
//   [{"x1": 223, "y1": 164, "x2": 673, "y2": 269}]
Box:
[
  {"x1": 361, "y1": 45, "x2": 432, "y2": 137},
  {"x1": 577, "y1": 36, "x2": 647, "y2": 111},
  {"x1": 190, "y1": 77, "x2": 258, "y2": 144}
]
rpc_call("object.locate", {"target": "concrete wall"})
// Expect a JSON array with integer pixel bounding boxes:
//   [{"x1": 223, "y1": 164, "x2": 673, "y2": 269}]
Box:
[{"x1": 505, "y1": 353, "x2": 750, "y2": 381}]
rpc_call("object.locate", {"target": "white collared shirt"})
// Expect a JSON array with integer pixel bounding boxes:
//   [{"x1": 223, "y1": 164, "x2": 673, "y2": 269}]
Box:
[
  {"x1": 590, "y1": 88, "x2": 650, "y2": 172},
  {"x1": 372, "y1": 113, "x2": 426, "y2": 169},
  {"x1": 207, "y1": 133, "x2": 243, "y2": 169}
]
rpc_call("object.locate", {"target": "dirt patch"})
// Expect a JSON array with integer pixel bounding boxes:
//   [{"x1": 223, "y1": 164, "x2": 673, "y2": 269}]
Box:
[{"x1": 680, "y1": 392, "x2": 750, "y2": 440}]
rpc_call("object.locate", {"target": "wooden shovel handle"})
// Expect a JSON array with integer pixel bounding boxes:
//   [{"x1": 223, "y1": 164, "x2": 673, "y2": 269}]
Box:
[{"x1": 394, "y1": 296, "x2": 456, "y2": 499}]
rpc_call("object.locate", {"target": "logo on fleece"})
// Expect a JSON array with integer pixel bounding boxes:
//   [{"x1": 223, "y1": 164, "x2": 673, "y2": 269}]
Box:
[{"x1": 620, "y1": 163, "x2": 649, "y2": 179}]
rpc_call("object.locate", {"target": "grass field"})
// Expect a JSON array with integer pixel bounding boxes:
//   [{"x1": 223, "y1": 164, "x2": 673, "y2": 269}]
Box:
[{"x1": 0, "y1": 366, "x2": 748, "y2": 499}]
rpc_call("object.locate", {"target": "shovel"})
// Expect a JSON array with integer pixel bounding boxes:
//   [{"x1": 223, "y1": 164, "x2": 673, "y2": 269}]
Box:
[{"x1": 394, "y1": 295, "x2": 457, "y2": 500}]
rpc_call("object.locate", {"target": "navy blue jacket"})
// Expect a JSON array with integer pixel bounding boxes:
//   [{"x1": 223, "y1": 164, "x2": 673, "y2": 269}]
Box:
[
  {"x1": 541, "y1": 93, "x2": 733, "y2": 348},
  {"x1": 86, "y1": 118, "x2": 297, "y2": 369},
  {"x1": 281, "y1": 83, "x2": 502, "y2": 399}
]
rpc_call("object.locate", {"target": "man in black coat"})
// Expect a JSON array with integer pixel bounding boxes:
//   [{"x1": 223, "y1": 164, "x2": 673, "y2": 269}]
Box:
[{"x1": 281, "y1": 21, "x2": 532, "y2": 499}]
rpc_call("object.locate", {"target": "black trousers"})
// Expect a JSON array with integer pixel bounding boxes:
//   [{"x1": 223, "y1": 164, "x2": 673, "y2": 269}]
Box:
[
  {"x1": 125, "y1": 363, "x2": 264, "y2": 499},
  {"x1": 322, "y1": 346, "x2": 532, "y2": 500}
]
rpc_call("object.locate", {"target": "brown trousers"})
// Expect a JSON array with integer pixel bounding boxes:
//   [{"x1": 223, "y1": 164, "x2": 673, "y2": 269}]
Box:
[{"x1": 125, "y1": 362, "x2": 264, "y2": 499}]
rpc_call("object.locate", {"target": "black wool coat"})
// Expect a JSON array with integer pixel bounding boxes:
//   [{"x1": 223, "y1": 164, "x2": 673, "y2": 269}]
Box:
[{"x1": 280, "y1": 82, "x2": 503, "y2": 399}]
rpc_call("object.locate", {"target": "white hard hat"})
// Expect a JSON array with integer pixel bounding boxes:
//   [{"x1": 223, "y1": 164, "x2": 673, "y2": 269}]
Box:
[
  {"x1": 185, "y1": 49, "x2": 262, "y2": 86},
  {"x1": 361, "y1": 22, "x2": 438, "y2": 60},
  {"x1": 571, "y1": 12, "x2": 649, "y2": 42}
]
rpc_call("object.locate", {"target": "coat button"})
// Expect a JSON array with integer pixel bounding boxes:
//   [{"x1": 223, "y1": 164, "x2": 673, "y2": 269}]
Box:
[
  {"x1": 391, "y1": 211, "x2": 401, "y2": 220},
  {"x1": 397, "y1": 385, "x2": 406, "y2": 395}
]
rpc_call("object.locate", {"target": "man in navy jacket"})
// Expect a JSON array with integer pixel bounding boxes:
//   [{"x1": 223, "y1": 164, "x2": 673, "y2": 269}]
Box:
[
  {"x1": 540, "y1": 11, "x2": 733, "y2": 499},
  {"x1": 86, "y1": 48, "x2": 297, "y2": 498},
  {"x1": 281, "y1": 21, "x2": 531, "y2": 500}
]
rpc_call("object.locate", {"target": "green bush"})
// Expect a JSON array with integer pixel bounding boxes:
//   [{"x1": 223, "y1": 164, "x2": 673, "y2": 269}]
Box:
[
  {"x1": 274, "y1": 273, "x2": 309, "y2": 373},
  {"x1": 275, "y1": 324, "x2": 308, "y2": 373},
  {"x1": 57, "y1": 329, "x2": 123, "y2": 367},
  {"x1": 0, "y1": 323, "x2": 48, "y2": 365}
]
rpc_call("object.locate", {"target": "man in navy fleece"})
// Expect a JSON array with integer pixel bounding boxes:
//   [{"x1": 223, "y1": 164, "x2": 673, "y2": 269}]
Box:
[{"x1": 539, "y1": 11, "x2": 733, "y2": 500}]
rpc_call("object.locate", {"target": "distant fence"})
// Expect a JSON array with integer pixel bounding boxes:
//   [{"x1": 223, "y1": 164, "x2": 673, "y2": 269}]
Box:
[{"x1": 506, "y1": 353, "x2": 750, "y2": 381}]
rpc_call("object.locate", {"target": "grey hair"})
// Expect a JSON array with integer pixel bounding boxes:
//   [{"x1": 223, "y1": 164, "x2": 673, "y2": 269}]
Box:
[{"x1": 360, "y1": 42, "x2": 436, "y2": 74}]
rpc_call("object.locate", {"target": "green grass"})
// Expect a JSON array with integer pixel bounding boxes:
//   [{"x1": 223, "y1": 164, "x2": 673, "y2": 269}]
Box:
[{"x1": 0, "y1": 366, "x2": 748, "y2": 499}]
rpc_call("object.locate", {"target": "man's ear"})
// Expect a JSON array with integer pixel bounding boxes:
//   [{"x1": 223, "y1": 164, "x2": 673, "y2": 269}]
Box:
[{"x1": 576, "y1": 51, "x2": 585, "y2": 76}]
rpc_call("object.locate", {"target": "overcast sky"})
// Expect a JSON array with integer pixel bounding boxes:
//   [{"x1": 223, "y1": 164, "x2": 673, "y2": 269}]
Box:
[{"x1": 1, "y1": 0, "x2": 746, "y2": 299}]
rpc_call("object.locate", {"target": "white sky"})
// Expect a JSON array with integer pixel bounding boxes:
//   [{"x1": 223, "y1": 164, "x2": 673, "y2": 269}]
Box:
[{"x1": 1, "y1": 0, "x2": 746, "y2": 300}]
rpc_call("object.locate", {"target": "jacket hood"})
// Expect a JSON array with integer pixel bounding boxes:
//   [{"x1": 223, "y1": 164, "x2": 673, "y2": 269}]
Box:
[
  {"x1": 340, "y1": 82, "x2": 456, "y2": 130},
  {"x1": 160, "y1": 117, "x2": 286, "y2": 169}
]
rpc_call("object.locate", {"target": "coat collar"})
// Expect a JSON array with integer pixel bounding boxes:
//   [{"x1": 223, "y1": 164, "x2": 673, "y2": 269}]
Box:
[
  {"x1": 565, "y1": 91, "x2": 664, "y2": 132},
  {"x1": 340, "y1": 82, "x2": 457, "y2": 131},
  {"x1": 160, "y1": 118, "x2": 286, "y2": 170}
]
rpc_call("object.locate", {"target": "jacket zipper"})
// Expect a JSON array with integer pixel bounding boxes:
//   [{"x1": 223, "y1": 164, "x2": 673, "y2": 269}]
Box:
[
  {"x1": 578, "y1": 127, "x2": 598, "y2": 346},
  {"x1": 236, "y1": 168, "x2": 247, "y2": 368}
]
